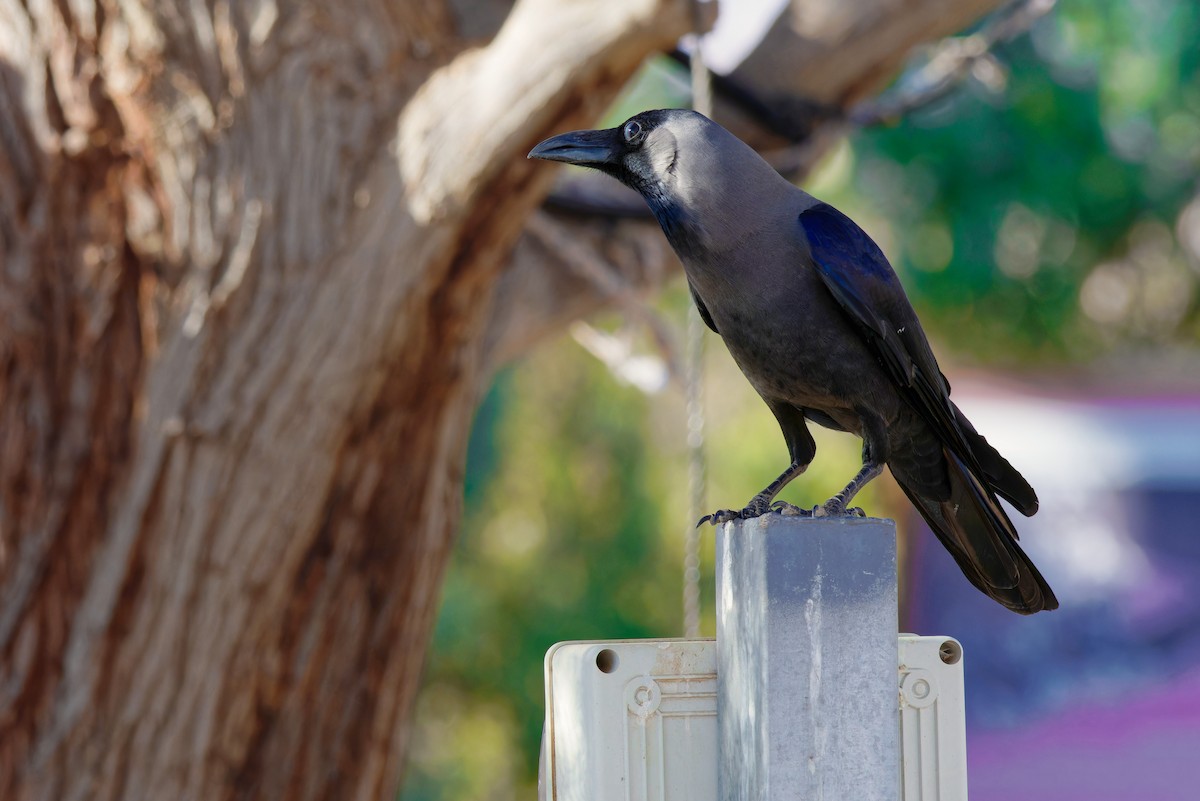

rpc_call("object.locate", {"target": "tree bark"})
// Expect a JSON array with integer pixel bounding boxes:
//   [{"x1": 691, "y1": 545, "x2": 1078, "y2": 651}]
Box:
[
  {"x1": 0, "y1": 0, "x2": 1001, "y2": 798},
  {"x1": 0, "y1": 0, "x2": 688, "y2": 798}
]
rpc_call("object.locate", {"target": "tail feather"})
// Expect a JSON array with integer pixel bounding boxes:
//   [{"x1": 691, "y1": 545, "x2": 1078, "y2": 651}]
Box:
[
  {"x1": 897, "y1": 449, "x2": 1057, "y2": 615},
  {"x1": 952, "y1": 401, "x2": 1038, "y2": 517}
]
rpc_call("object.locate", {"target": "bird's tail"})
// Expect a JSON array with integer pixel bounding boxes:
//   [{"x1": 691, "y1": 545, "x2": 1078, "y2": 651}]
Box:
[
  {"x1": 897, "y1": 449, "x2": 1058, "y2": 614},
  {"x1": 951, "y1": 401, "x2": 1038, "y2": 516}
]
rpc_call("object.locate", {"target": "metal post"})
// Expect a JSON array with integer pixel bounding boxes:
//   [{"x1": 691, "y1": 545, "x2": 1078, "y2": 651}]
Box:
[{"x1": 717, "y1": 515, "x2": 899, "y2": 800}]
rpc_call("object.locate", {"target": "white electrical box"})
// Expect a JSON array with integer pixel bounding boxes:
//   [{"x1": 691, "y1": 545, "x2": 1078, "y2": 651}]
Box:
[
  {"x1": 898, "y1": 634, "x2": 968, "y2": 800},
  {"x1": 540, "y1": 639, "x2": 717, "y2": 801},
  {"x1": 540, "y1": 635, "x2": 967, "y2": 801}
]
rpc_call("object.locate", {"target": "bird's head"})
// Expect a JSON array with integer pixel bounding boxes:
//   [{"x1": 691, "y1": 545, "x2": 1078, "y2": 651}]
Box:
[
  {"x1": 527, "y1": 109, "x2": 696, "y2": 192},
  {"x1": 529, "y1": 109, "x2": 790, "y2": 250}
]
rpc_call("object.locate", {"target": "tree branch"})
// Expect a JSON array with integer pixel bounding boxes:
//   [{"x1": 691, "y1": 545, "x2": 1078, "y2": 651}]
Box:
[
  {"x1": 487, "y1": 0, "x2": 1013, "y2": 370},
  {"x1": 851, "y1": 0, "x2": 1058, "y2": 127}
]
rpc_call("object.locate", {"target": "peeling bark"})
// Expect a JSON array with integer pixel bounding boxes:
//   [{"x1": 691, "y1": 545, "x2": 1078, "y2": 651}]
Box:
[
  {"x1": 0, "y1": 0, "x2": 999, "y2": 797},
  {"x1": 0, "y1": 0, "x2": 688, "y2": 797}
]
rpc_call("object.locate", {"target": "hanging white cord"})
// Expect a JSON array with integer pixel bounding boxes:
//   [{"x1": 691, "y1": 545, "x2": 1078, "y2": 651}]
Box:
[
  {"x1": 683, "y1": 4, "x2": 713, "y2": 639},
  {"x1": 682, "y1": 305, "x2": 705, "y2": 639}
]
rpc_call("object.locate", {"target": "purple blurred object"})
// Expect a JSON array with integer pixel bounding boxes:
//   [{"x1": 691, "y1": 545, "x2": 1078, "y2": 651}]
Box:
[
  {"x1": 903, "y1": 379, "x2": 1200, "y2": 799},
  {"x1": 968, "y1": 669, "x2": 1200, "y2": 800}
]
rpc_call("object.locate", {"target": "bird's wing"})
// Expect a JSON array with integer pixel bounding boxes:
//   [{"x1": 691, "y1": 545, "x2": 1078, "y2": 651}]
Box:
[
  {"x1": 798, "y1": 202, "x2": 1038, "y2": 516},
  {"x1": 688, "y1": 280, "x2": 719, "y2": 334},
  {"x1": 798, "y1": 203, "x2": 967, "y2": 453},
  {"x1": 800, "y1": 202, "x2": 1052, "y2": 612}
]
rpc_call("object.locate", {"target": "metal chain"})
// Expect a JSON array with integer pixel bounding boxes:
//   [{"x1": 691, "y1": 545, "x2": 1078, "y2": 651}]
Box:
[{"x1": 683, "y1": 7, "x2": 712, "y2": 640}]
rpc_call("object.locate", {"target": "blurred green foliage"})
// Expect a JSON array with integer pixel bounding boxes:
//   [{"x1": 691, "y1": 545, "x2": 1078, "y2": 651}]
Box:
[
  {"x1": 402, "y1": 328, "x2": 684, "y2": 801},
  {"x1": 856, "y1": 0, "x2": 1200, "y2": 360},
  {"x1": 402, "y1": 2, "x2": 1200, "y2": 799}
]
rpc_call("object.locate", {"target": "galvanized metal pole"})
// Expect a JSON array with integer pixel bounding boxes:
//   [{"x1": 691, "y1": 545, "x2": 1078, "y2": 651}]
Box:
[{"x1": 717, "y1": 515, "x2": 899, "y2": 801}]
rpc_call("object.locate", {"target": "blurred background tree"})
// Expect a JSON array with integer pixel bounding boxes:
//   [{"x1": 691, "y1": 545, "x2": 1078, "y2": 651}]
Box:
[
  {"x1": 403, "y1": 1, "x2": 1200, "y2": 799},
  {"x1": 863, "y1": 0, "x2": 1200, "y2": 360}
]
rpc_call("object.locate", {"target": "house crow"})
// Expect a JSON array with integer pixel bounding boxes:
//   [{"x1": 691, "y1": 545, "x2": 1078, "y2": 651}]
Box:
[{"x1": 529, "y1": 109, "x2": 1057, "y2": 614}]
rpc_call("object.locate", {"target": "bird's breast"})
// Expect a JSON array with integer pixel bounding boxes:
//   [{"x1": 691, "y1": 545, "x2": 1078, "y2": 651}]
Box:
[{"x1": 685, "y1": 240, "x2": 898, "y2": 418}]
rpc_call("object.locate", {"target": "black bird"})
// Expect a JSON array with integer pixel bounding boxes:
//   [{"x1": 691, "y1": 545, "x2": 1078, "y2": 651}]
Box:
[{"x1": 529, "y1": 109, "x2": 1057, "y2": 614}]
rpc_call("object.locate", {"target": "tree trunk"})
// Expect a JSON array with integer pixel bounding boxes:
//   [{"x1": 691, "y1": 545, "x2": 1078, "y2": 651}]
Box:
[
  {"x1": 0, "y1": 0, "x2": 688, "y2": 797},
  {"x1": 0, "y1": 0, "x2": 1000, "y2": 798}
]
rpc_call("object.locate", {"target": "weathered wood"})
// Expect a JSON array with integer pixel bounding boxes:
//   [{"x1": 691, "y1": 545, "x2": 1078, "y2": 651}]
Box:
[
  {"x1": 0, "y1": 0, "x2": 688, "y2": 798},
  {"x1": 731, "y1": 0, "x2": 1004, "y2": 122},
  {"x1": 0, "y1": 0, "x2": 1003, "y2": 798}
]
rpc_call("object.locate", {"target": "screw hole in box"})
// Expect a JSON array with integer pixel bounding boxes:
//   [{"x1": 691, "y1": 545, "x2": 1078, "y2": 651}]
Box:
[{"x1": 596, "y1": 648, "x2": 619, "y2": 673}]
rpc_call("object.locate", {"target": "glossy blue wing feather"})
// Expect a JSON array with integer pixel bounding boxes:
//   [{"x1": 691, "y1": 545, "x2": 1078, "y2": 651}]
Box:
[{"x1": 800, "y1": 203, "x2": 969, "y2": 455}]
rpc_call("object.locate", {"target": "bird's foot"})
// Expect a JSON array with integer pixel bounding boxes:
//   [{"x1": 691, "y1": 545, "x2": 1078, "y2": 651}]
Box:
[
  {"x1": 697, "y1": 509, "x2": 742, "y2": 527},
  {"x1": 770, "y1": 500, "x2": 814, "y2": 517},
  {"x1": 697, "y1": 495, "x2": 775, "y2": 527},
  {"x1": 814, "y1": 497, "x2": 866, "y2": 518}
]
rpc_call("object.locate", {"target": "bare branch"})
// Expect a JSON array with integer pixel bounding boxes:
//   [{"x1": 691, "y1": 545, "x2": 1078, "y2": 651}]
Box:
[
  {"x1": 570, "y1": 321, "x2": 673, "y2": 393},
  {"x1": 498, "y1": 0, "x2": 1018, "y2": 354},
  {"x1": 851, "y1": 0, "x2": 1058, "y2": 127},
  {"x1": 524, "y1": 211, "x2": 683, "y2": 384},
  {"x1": 543, "y1": 0, "x2": 1055, "y2": 218}
]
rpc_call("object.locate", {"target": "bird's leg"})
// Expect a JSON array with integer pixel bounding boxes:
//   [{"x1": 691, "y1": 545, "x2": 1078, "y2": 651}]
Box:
[
  {"x1": 818, "y1": 435, "x2": 885, "y2": 517},
  {"x1": 698, "y1": 461, "x2": 809, "y2": 527}
]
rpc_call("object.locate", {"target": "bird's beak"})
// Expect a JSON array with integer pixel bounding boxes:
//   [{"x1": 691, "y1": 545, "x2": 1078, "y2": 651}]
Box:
[{"x1": 528, "y1": 128, "x2": 618, "y2": 166}]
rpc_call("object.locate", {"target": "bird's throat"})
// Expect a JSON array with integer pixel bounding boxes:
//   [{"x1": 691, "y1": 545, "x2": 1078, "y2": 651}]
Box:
[{"x1": 644, "y1": 192, "x2": 702, "y2": 258}]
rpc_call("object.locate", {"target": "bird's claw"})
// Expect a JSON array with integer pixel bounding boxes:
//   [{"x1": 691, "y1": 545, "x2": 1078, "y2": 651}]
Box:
[
  {"x1": 817, "y1": 498, "x2": 866, "y2": 518},
  {"x1": 702, "y1": 499, "x2": 864, "y2": 525},
  {"x1": 770, "y1": 500, "x2": 813, "y2": 517},
  {"x1": 698, "y1": 496, "x2": 778, "y2": 527},
  {"x1": 697, "y1": 509, "x2": 743, "y2": 528}
]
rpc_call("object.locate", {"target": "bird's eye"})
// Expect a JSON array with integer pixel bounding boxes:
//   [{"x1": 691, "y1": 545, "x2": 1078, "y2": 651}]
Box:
[{"x1": 623, "y1": 120, "x2": 643, "y2": 143}]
